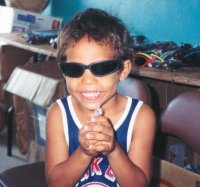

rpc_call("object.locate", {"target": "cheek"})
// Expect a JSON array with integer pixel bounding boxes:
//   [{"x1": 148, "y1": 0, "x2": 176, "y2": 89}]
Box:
[
  {"x1": 65, "y1": 79, "x2": 77, "y2": 94},
  {"x1": 101, "y1": 75, "x2": 119, "y2": 91}
]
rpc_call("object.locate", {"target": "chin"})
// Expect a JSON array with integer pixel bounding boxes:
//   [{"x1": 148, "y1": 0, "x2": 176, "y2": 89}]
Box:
[
  {"x1": 85, "y1": 104, "x2": 99, "y2": 111},
  {"x1": 80, "y1": 100, "x2": 101, "y2": 110}
]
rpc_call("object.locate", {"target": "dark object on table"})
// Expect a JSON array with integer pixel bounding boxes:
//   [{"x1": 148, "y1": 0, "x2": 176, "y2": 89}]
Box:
[
  {"x1": 0, "y1": 0, "x2": 6, "y2": 6},
  {"x1": 24, "y1": 29, "x2": 59, "y2": 46},
  {"x1": 182, "y1": 46, "x2": 200, "y2": 67}
]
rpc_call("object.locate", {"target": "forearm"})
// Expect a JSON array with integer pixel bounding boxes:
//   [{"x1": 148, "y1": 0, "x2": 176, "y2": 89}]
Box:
[
  {"x1": 107, "y1": 144, "x2": 148, "y2": 187},
  {"x1": 47, "y1": 147, "x2": 93, "y2": 187}
]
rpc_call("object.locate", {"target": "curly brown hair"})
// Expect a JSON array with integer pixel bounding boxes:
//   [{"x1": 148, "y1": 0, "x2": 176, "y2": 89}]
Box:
[{"x1": 57, "y1": 8, "x2": 133, "y2": 62}]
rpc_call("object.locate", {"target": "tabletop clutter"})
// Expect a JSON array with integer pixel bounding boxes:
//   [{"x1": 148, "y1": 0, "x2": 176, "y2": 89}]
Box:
[
  {"x1": 1, "y1": 5, "x2": 200, "y2": 72},
  {"x1": 1, "y1": 5, "x2": 199, "y2": 72},
  {"x1": 0, "y1": 5, "x2": 62, "y2": 49},
  {"x1": 130, "y1": 35, "x2": 200, "y2": 71},
  {"x1": 24, "y1": 30, "x2": 200, "y2": 72}
]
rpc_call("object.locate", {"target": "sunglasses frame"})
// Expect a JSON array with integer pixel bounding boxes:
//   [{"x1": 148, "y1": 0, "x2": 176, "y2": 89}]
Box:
[
  {"x1": 58, "y1": 58, "x2": 123, "y2": 78},
  {"x1": 134, "y1": 52, "x2": 164, "y2": 67}
]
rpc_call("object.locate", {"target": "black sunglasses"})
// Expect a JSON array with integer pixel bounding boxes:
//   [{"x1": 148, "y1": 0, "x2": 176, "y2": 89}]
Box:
[{"x1": 58, "y1": 58, "x2": 123, "y2": 78}]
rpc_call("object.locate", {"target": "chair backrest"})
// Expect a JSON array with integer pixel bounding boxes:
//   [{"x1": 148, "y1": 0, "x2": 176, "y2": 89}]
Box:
[
  {"x1": 0, "y1": 161, "x2": 47, "y2": 187},
  {"x1": 160, "y1": 91, "x2": 200, "y2": 154},
  {"x1": 117, "y1": 76, "x2": 151, "y2": 105}
]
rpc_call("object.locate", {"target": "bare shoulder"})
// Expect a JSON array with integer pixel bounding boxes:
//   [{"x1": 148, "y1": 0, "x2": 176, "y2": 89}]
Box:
[
  {"x1": 46, "y1": 101, "x2": 61, "y2": 118},
  {"x1": 46, "y1": 100, "x2": 63, "y2": 121},
  {"x1": 46, "y1": 101, "x2": 64, "y2": 135},
  {"x1": 133, "y1": 103, "x2": 156, "y2": 142},
  {"x1": 45, "y1": 101, "x2": 68, "y2": 177},
  {"x1": 133, "y1": 102, "x2": 156, "y2": 135},
  {"x1": 129, "y1": 102, "x2": 156, "y2": 181},
  {"x1": 140, "y1": 103, "x2": 155, "y2": 117}
]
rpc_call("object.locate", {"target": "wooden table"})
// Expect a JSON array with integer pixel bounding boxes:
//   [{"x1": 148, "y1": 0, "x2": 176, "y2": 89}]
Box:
[
  {"x1": 132, "y1": 66, "x2": 200, "y2": 87},
  {"x1": 0, "y1": 32, "x2": 199, "y2": 86},
  {"x1": 131, "y1": 65, "x2": 200, "y2": 112}
]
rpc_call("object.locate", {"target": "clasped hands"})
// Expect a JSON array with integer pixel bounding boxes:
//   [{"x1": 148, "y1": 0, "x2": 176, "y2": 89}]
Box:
[{"x1": 79, "y1": 115, "x2": 116, "y2": 157}]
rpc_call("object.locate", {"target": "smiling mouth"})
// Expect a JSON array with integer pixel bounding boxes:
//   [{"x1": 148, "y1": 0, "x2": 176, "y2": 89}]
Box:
[{"x1": 81, "y1": 91, "x2": 101, "y2": 101}]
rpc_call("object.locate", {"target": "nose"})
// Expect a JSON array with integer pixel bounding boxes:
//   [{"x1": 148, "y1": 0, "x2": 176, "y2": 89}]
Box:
[{"x1": 81, "y1": 69, "x2": 97, "y2": 84}]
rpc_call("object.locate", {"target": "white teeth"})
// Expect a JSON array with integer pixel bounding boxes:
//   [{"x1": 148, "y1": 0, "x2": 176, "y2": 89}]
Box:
[{"x1": 82, "y1": 92, "x2": 100, "y2": 98}]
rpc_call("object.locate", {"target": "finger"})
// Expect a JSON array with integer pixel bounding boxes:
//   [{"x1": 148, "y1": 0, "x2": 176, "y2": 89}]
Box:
[
  {"x1": 87, "y1": 132, "x2": 111, "y2": 142},
  {"x1": 79, "y1": 138, "x2": 98, "y2": 151},
  {"x1": 88, "y1": 115, "x2": 112, "y2": 127},
  {"x1": 97, "y1": 119, "x2": 114, "y2": 129},
  {"x1": 81, "y1": 122, "x2": 98, "y2": 132},
  {"x1": 86, "y1": 140, "x2": 99, "y2": 148},
  {"x1": 93, "y1": 144, "x2": 110, "y2": 153},
  {"x1": 85, "y1": 123, "x2": 112, "y2": 134}
]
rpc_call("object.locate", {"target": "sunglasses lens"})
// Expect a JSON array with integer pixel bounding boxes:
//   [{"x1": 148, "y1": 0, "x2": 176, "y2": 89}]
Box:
[
  {"x1": 91, "y1": 60, "x2": 120, "y2": 76},
  {"x1": 134, "y1": 56, "x2": 147, "y2": 66},
  {"x1": 59, "y1": 63, "x2": 84, "y2": 78},
  {"x1": 59, "y1": 59, "x2": 122, "y2": 78}
]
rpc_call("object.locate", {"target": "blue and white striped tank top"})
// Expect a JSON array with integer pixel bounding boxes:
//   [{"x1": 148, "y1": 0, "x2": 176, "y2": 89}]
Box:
[{"x1": 57, "y1": 96, "x2": 143, "y2": 187}]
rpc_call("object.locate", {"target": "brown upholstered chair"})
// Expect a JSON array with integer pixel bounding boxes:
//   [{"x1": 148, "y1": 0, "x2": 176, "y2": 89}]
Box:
[
  {"x1": 150, "y1": 91, "x2": 200, "y2": 187},
  {"x1": 117, "y1": 75, "x2": 151, "y2": 105},
  {"x1": 0, "y1": 161, "x2": 47, "y2": 187},
  {"x1": 161, "y1": 90, "x2": 200, "y2": 155}
]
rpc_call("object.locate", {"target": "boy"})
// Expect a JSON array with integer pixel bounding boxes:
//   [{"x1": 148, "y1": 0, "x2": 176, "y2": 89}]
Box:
[{"x1": 45, "y1": 8, "x2": 156, "y2": 187}]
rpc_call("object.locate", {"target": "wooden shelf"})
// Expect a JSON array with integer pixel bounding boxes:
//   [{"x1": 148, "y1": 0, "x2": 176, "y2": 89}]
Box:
[
  {"x1": 0, "y1": 32, "x2": 57, "y2": 57},
  {"x1": 132, "y1": 66, "x2": 200, "y2": 87},
  {"x1": 0, "y1": 32, "x2": 199, "y2": 88}
]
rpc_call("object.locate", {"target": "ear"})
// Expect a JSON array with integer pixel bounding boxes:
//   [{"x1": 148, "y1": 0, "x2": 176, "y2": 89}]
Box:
[{"x1": 119, "y1": 60, "x2": 132, "y2": 81}]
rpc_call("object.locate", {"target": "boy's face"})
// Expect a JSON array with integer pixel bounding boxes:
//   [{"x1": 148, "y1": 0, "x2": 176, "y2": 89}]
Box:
[{"x1": 64, "y1": 36, "x2": 130, "y2": 111}]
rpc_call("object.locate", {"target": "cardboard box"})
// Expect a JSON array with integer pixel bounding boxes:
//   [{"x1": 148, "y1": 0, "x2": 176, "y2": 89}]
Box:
[
  {"x1": 0, "y1": 5, "x2": 63, "y2": 33},
  {"x1": 151, "y1": 157, "x2": 200, "y2": 187},
  {"x1": 3, "y1": 60, "x2": 67, "y2": 160},
  {"x1": 3, "y1": 66, "x2": 60, "y2": 107}
]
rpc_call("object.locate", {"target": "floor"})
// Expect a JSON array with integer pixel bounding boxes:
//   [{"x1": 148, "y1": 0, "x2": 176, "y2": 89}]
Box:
[{"x1": 0, "y1": 127, "x2": 28, "y2": 173}]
